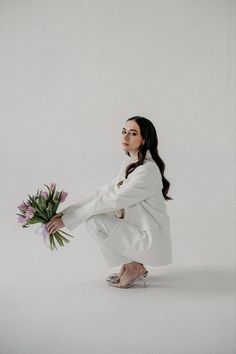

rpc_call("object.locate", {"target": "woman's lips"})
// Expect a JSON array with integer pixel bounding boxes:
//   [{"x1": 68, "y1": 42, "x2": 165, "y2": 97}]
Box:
[{"x1": 122, "y1": 142, "x2": 129, "y2": 145}]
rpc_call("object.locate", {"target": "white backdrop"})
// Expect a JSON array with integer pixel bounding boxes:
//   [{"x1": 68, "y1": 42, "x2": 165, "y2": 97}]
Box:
[{"x1": 0, "y1": 1, "x2": 235, "y2": 354}]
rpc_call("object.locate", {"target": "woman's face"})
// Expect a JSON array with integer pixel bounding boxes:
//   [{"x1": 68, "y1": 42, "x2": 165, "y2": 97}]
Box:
[{"x1": 121, "y1": 120, "x2": 145, "y2": 156}]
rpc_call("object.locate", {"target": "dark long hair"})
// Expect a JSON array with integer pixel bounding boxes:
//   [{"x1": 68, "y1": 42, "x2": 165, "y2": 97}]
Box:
[{"x1": 117, "y1": 116, "x2": 173, "y2": 201}]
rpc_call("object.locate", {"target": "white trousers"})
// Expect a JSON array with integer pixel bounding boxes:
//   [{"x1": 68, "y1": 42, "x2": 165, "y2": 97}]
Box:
[{"x1": 85, "y1": 212, "x2": 146, "y2": 267}]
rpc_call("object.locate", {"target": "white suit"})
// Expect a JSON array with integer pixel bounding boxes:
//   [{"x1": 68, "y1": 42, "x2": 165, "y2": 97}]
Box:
[{"x1": 61, "y1": 150, "x2": 172, "y2": 266}]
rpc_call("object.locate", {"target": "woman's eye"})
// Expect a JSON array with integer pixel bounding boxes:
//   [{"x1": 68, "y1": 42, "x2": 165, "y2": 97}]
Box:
[{"x1": 122, "y1": 131, "x2": 136, "y2": 136}]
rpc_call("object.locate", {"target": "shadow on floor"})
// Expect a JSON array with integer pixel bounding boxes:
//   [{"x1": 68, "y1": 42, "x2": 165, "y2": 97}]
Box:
[{"x1": 146, "y1": 265, "x2": 236, "y2": 294}]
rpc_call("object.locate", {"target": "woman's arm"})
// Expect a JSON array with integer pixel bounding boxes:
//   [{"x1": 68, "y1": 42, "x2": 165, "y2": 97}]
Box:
[{"x1": 61, "y1": 162, "x2": 160, "y2": 231}]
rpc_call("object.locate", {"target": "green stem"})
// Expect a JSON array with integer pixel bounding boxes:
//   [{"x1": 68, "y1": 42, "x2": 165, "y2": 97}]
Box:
[{"x1": 59, "y1": 230, "x2": 74, "y2": 238}]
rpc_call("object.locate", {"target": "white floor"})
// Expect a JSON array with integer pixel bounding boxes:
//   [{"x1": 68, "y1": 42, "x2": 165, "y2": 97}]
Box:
[{"x1": 1, "y1": 222, "x2": 236, "y2": 354}]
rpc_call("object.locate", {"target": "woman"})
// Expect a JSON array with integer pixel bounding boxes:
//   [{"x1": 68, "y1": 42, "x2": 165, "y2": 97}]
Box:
[{"x1": 46, "y1": 116, "x2": 173, "y2": 289}]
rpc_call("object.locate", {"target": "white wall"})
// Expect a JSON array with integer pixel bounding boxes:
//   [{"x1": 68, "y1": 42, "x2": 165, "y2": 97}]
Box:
[{"x1": 0, "y1": 0, "x2": 235, "y2": 271}]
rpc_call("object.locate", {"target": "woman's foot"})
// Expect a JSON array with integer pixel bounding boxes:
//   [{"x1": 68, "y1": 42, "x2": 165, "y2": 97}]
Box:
[{"x1": 113, "y1": 261, "x2": 148, "y2": 287}]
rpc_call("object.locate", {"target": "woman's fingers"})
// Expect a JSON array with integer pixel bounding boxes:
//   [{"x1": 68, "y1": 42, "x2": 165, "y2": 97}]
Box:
[
  {"x1": 46, "y1": 220, "x2": 56, "y2": 233},
  {"x1": 46, "y1": 216, "x2": 64, "y2": 234},
  {"x1": 47, "y1": 223, "x2": 58, "y2": 234},
  {"x1": 46, "y1": 222, "x2": 53, "y2": 234}
]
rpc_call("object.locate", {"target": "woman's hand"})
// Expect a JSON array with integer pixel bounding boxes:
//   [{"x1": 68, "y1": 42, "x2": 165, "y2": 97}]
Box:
[{"x1": 46, "y1": 212, "x2": 65, "y2": 235}]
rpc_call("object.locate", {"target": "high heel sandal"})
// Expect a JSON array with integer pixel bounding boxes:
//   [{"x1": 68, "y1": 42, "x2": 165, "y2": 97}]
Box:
[{"x1": 109, "y1": 270, "x2": 148, "y2": 288}]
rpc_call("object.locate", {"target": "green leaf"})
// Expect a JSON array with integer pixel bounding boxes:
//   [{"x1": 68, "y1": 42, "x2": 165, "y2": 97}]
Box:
[
  {"x1": 46, "y1": 201, "x2": 54, "y2": 219},
  {"x1": 52, "y1": 199, "x2": 60, "y2": 215},
  {"x1": 34, "y1": 210, "x2": 48, "y2": 222},
  {"x1": 44, "y1": 184, "x2": 53, "y2": 200}
]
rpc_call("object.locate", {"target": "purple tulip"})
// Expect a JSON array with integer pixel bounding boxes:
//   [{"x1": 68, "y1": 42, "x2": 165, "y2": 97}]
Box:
[
  {"x1": 17, "y1": 201, "x2": 29, "y2": 212},
  {"x1": 17, "y1": 215, "x2": 27, "y2": 225},
  {"x1": 60, "y1": 191, "x2": 68, "y2": 203},
  {"x1": 42, "y1": 191, "x2": 49, "y2": 199},
  {"x1": 25, "y1": 206, "x2": 35, "y2": 221},
  {"x1": 50, "y1": 183, "x2": 56, "y2": 190}
]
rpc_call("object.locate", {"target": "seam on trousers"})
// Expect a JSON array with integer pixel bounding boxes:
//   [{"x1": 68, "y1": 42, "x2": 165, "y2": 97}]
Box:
[{"x1": 98, "y1": 215, "x2": 122, "y2": 237}]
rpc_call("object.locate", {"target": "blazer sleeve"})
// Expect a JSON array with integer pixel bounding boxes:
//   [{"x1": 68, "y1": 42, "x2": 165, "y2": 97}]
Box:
[{"x1": 61, "y1": 162, "x2": 159, "y2": 231}]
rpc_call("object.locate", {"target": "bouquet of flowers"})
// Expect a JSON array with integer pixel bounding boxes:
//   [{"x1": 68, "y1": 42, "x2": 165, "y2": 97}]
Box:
[{"x1": 16, "y1": 183, "x2": 73, "y2": 250}]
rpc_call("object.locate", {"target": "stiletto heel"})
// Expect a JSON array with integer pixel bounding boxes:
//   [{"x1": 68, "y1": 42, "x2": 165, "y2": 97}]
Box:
[
  {"x1": 142, "y1": 271, "x2": 148, "y2": 287},
  {"x1": 142, "y1": 276, "x2": 146, "y2": 288},
  {"x1": 134, "y1": 274, "x2": 147, "y2": 287}
]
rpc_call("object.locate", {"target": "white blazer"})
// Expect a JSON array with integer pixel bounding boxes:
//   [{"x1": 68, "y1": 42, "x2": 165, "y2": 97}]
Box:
[{"x1": 61, "y1": 150, "x2": 172, "y2": 266}]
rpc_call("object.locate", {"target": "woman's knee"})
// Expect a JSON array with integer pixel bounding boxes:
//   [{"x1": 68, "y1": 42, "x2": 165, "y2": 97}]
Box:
[{"x1": 86, "y1": 213, "x2": 118, "y2": 235}]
